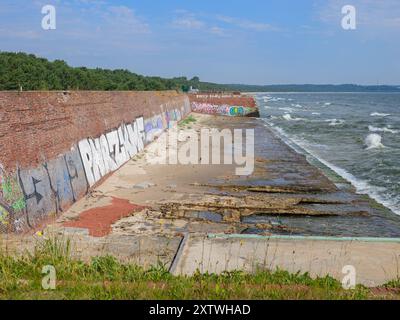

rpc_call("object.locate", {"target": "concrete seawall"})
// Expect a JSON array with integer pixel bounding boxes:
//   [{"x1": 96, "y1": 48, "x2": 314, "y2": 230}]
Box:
[
  {"x1": 189, "y1": 93, "x2": 260, "y2": 117},
  {"x1": 0, "y1": 91, "x2": 191, "y2": 232}
]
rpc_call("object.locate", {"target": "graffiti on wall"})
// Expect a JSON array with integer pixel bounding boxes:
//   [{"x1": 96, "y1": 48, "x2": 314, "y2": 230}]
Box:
[
  {"x1": 0, "y1": 98, "x2": 192, "y2": 233},
  {"x1": 144, "y1": 115, "x2": 164, "y2": 144},
  {"x1": 0, "y1": 167, "x2": 26, "y2": 231},
  {"x1": 79, "y1": 117, "x2": 145, "y2": 186},
  {"x1": 191, "y1": 102, "x2": 256, "y2": 117},
  {"x1": 159, "y1": 101, "x2": 189, "y2": 129},
  {"x1": 16, "y1": 148, "x2": 88, "y2": 229},
  {"x1": 1, "y1": 151, "x2": 88, "y2": 232},
  {"x1": 145, "y1": 106, "x2": 186, "y2": 143}
]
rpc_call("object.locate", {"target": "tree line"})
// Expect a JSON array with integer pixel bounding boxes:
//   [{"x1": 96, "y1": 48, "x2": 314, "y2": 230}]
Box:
[
  {"x1": 1, "y1": 52, "x2": 398, "y2": 92},
  {"x1": 0, "y1": 52, "x2": 227, "y2": 92}
]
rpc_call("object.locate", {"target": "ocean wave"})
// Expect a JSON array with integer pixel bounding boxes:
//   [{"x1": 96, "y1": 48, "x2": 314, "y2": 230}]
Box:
[
  {"x1": 283, "y1": 114, "x2": 307, "y2": 121},
  {"x1": 291, "y1": 103, "x2": 304, "y2": 108},
  {"x1": 325, "y1": 119, "x2": 345, "y2": 126},
  {"x1": 279, "y1": 107, "x2": 294, "y2": 112},
  {"x1": 264, "y1": 123, "x2": 400, "y2": 215},
  {"x1": 368, "y1": 125, "x2": 398, "y2": 134},
  {"x1": 365, "y1": 133, "x2": 385, "y2": 150},
  {"x1": 307, "y1": 156, "x2": 398, "y2": 215},
  {"x1": 371, "y1": 112, "x2": 391, "y2": 117},
  {"x1": 262, "y1": 96, "x2": 271, "y2": 102}
]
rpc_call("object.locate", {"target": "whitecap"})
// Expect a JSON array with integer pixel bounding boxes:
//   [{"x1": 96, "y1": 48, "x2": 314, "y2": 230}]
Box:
[
  {"x1": 365, "y1": 133, "x2": 385, "y2": 150},
  {"x1": 263, "y1": 122, "x2": 400, "y2": 215},
  {"x1": 325, "y1": 119, "x2": 345, "y2": 126},
  {"x1": 279, "y1": 107, "x2": 294, "y2": 112},
  {"x1": 283, "y1": 114, "x2": 307, "y2": 121},
  {"x1": 368, "y1": 125, "x2": 398, "y2": 134},
  {"x1": 370, "y1": 112, "x2": 390, "y2": 117},
  {"x1": 269, "y1": 97, "x2": 286, "y2": 102},
  {"x1": 291, "y1": 103, "x2": 304, "y2": 108}
]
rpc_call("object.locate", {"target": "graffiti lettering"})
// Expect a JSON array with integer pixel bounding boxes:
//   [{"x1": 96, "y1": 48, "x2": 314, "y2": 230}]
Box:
[
  {"x1": 0, "y1": 97, "x2": 191, "y2": 233},
  {"x1": 191, "y1": 102, "x2": 256, "y2": 117},
  {"x1": 79, "y1": 118, "x2": 145, "y2": 186}
]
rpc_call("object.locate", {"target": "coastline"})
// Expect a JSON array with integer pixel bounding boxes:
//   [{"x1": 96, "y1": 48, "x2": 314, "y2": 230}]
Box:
[
  {"x1": 3, "y1": 110, "x2": 400, "y2": 286},
  {"x1": 255, "y1": 91, "x2": 400, "y2": 217},
  {"x1": 4, "y1": 109, "x2": 399, "y2": 238},
  {"x1": 263, "y1": 121, "x2": 396, "y2": 216}
]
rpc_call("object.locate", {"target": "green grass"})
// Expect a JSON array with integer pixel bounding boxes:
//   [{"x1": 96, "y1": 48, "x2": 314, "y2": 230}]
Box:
[
  {"x1": 0, "y1": 237, "x2": 398, "y2": 300},
  {"x1": 178, "y1": 115, "x2": 197, "y2": 128}
]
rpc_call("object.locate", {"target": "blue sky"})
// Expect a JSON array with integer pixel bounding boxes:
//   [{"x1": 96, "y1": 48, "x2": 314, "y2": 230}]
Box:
[{"x1": 1, "y1": 0, "x2": 399, "y2": 85}]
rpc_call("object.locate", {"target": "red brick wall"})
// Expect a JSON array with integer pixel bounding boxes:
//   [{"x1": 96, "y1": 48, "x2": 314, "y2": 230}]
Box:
[
  {"x1": 0, "y1": 91, "x2": 190, "y2": 233},
  {"x1": 0, "y1": 91, "x2": 188, "y2": 171}
]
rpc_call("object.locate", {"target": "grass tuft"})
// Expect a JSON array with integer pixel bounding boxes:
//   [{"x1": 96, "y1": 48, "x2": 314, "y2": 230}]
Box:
[
  {"x1": 0, "y1": 237, "x2": 397, "y2": 300},
  {"x1": 179, "y1": 115, "x2": 197, "y2": 128}
]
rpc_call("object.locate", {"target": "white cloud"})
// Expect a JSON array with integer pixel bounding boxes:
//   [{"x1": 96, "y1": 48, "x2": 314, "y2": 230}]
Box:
[
  {"x1": 0, "y1": 29, "x2": 40, "y2": 39},
  {"x1": 102, "y1": 5, "x2": 150, "y2": 34},
  {"x1": 172, "y1": 13, "x2": 205, "y2": 30},
  {"x1": 217, "y1": 15, "x2": 278, "y2": 32},
  {"x1": 171, "y1": 11, "x2": 231, "y2": 37},
  {"x1": 209, "y1": 26, "x2": 228, "y2": 36},
  {"x1": 171, "y1": 11, "x2": 277, "y2": 37}
]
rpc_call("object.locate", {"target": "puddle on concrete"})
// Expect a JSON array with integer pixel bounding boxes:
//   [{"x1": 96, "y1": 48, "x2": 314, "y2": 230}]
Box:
[{"x1": 185, "y1": 211, "x2": 223, "y2": 223}]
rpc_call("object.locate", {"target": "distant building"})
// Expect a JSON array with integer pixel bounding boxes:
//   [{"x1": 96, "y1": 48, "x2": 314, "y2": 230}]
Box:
[{"x1": 188, "y1": 86, "x2": 199, "y2": 93}]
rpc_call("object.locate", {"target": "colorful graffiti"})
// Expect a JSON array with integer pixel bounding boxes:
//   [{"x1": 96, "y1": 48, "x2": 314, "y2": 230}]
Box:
[
  {"x1": 144, "y1": 115, "x2": 164, "y2": 144},
  {"x1": 0, "y1": 98, "x2": 191, "y2": 233},
  {"x1": 145, "y1": 107, "x2": 186, "y2": 143},
  {"x1": 191, "y1": 102, "x2": 258, "y2": 117},
  {"x1": 0, "y1": 168, "x2": 26, "y2": 232},
  {"x1": 17, "y1": 148, "x2": 89, "y2": 228}
]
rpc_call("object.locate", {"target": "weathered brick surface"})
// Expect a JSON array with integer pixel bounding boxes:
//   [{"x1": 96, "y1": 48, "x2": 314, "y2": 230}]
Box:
[
  {"x1": 0, "y1": 91, "x2": 190, "y2": 233},
  {"x1": 0, "y1": 91, "x2": 187, "y2": 171}
]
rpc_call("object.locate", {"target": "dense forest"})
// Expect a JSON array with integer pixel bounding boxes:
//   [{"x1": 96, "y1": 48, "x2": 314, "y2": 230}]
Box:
[
  {"x1": 0, "y1": 52, "x2": 227, "y2": 92},
  {"x1": 1, "y1": 52, "x2": 399, "y2": 92}
]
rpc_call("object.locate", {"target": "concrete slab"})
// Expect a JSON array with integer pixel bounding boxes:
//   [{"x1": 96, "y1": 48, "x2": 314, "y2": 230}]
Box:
[{"x1": 172, "y1": 234, "x2": 400, "y2": 287}]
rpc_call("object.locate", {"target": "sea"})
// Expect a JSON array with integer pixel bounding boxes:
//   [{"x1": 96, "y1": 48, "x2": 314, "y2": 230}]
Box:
[{"x1": 255, "y1": 92, "x2": 400, "y2": 218}]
